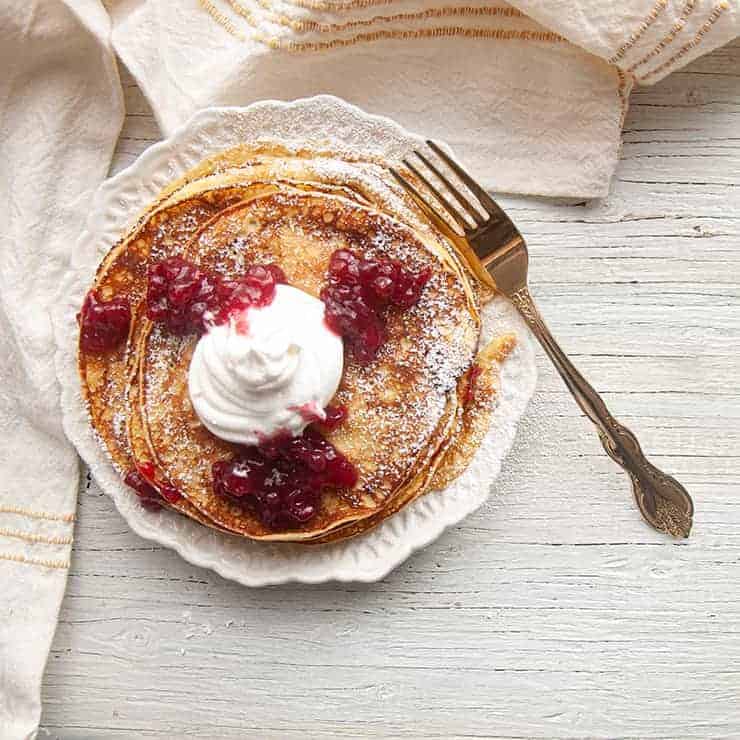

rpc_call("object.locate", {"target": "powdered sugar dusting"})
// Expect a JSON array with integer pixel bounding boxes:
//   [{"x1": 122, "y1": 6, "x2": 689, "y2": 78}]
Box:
[
  {"x1": 142, "y1": 185, "x2": 478, "y2": 528},
  {"x1": 111, "y1": 410, "x2": 126, "y2": 442}
]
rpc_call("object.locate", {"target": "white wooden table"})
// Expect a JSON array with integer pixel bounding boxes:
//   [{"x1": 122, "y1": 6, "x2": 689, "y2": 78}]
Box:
[{"x1": 41, "y1": 41, "x2": 740, "y2": 739}]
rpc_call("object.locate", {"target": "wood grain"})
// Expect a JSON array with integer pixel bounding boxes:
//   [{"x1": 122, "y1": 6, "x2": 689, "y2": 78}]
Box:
[{"x1": 40, "y1": 40, "x2": 740, "y2": 739}]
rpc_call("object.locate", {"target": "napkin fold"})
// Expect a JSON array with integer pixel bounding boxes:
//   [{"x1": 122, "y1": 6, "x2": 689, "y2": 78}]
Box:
[
  {"x1": 1, "y1": 0, "x2": 738, "y2": 737},
  {"x1": 108, "y1": 0, "x2": 738, "y2": 197},
  {"x1": 0, "y1": 2, "x2": 123, "y2": 738}
]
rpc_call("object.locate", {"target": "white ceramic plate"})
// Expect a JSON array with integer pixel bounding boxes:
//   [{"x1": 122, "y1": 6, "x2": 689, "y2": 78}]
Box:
[{"x1": 52, "y1": 96, "x2": 537, "y2": 586}]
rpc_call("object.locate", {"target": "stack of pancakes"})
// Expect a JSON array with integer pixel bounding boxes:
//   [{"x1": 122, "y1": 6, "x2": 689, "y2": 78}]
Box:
[{"x1": 79, "y1": 144, "x2": 515, "y2": 544}]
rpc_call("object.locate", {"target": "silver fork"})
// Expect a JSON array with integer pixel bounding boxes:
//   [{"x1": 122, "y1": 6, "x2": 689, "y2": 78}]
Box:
[{"x1": 391, "y1": 141, "x2": 694, "y2": 538}]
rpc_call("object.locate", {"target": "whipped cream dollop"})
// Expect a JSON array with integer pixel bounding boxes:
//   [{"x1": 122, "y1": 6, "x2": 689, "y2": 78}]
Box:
[{"x1": 188, "y1": 284, "x2": 344, "y2": 445}]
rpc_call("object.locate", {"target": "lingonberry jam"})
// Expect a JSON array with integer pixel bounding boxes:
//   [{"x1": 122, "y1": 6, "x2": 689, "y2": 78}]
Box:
[
  {"x1": 124, "y1": 469, "x2": 163, "y2": 510},
  {"x1": 159, "y1": 483, "x2": 183, "y2": 504},
  {"x1": 320, "y1": 249, "x2": 431, "y2": 363},
  {"x1": 320, "y1": 404, "x2": 348, "y2": 431},
  {"x1": 146, "y1": 257, "x2": 286, "y2": 334},
  {"x1": 124, "y1": 465, "x2": 182, "y2": 508},
  {"x1": 212, "y1": 413, "x2": 356, "y2": 529},
  {"x1": 146, "y1": 256, "x2": 220, "y2": 335},
  {"x1": 288, "y1": 402, "x2": 324, "y2": 425},
  {"x1": 79, "y1": 291, "x2": 131, "y2": 353},
  {"x1": 464, "y1": 363, "x2": 483, "y2": 405},
  {"x1": 213, "y1": 264, "x2": 285, "y2": 324}
]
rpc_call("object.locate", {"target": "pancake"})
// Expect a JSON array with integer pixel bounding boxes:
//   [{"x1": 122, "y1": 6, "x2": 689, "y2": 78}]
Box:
[
  {"x1": 139, "y1": 190, "x2": 479, "y2": 540},
  {"x1": 79, "y1": 141, "x2": 512, "y2": 546}
]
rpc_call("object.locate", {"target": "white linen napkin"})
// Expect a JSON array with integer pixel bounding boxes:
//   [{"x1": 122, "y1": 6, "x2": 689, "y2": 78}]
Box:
[
  {"x1": 0, "y1": 2, "x2": 123, "y2": 738},
  {"x1": 108, "y1": 0, "x2": 738, "y2": 197},
  {"x1": 1, "y1": 0, "x2": 738, "y2": 737}
]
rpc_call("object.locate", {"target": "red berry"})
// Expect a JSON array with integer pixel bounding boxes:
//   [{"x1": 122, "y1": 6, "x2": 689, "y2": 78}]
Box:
[
  {"x1": 319, "y1": 405, "x2": 348, "y2": 431},
  {"x1": 213, "y1": 264, "x2": 280, "y2": 324},
  {"x1": 213, "y1": 456, "x2": 265, "y2": 499},
  {"x1": 245, "y1": 265, "x2": 277, "y2": 300},
  {"x1": 137, "y1": 461, "x2": 156, "y2": 482},
  {"x1": 211, "y1": 426, "x2": 358, "y2": 530},
  {"x1": 392, "y1": 266, "x2": 432, "y2": 308},
  {"x1": 124, "y1": 469, "x2": 158, "y2": 500},
  {"x1": 285, "y1": 490, "x2": 318, "y2": 522},
  {"x1": 146, "y1": 257, "x2": 288, "y2": 333},
  {"x1": 256, "y1": 429, "x2": 293, "y2": 460},
  {"x1": 320, "y1": 249, "x2": 430, "y2": 364},
  {"x1": 146, "y1": 257, "x2": 220, "y2": 334},
  {"x1": 464, "y1": 363, "x2": 483, "y2": 405},
  {"x1": 328, "y1": 249, "x2": 361, "y2": 284},
  {"x1": 326, "y1": 456, "x2": 359, "y2": 488},
  {"x1": 79, "y1": 291, "x2": 131, "y2": 353},
  {"x1": 125, "y1": 464, "x2": 182, "y2": 507},
  {"x1": 265, "y1": 264, "x2": 287, "y2": 284},
  {"x1": 159, "y1": 484, "x2": 182, "y2": 504}
]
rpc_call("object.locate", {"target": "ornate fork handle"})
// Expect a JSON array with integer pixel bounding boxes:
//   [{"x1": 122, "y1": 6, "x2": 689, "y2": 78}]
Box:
[
  {"x1": 510, "y1": 286, "x2": 694, "y2": 537},
  {"x1": 389, "y1": 144, "x2": 695, "y2": 537}
]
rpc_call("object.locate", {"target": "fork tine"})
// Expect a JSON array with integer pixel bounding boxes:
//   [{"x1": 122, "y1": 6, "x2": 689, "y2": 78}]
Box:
[
  {"x1": 388, "y1": 167, "x2": 464, "y2": 228},
  {"x1": 426, "y1": 140, "x2": 499, "y2": 213},
  {"x1": 401, "y1": 158, "x2": 473, "y2": 231},
  {"x1": 390, "y1": 167, "x2": 453, "y2": 230},
  {"x1": 390, "y1": 167, "x2": 464, "y2": 233},
  {"x1": 389, "y1": 167, "x2": 497, "y2": 291},
  {"x1": 412, "y1": 150, "x2": 485, "y2": 226}
]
